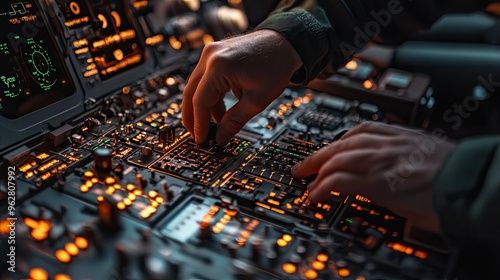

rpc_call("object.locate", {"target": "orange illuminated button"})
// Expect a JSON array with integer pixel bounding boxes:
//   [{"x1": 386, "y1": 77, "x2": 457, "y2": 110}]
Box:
[
  {"x1": 123, "y1": 198, "x2": 132, "y2": 206},
  {"x1": 80, "y1": 185, "x2": 89, "y2": 193},
  {"x1": 31, "y1": 229, "x2": 48, "y2": 241},
  {"x1": 56, "y1": 249, "x2": 72, "y2": 263},
  {"x1": 140, "y1": 210, "x2": 151, "y2": 219},
  {"x1": 282, "y1": 263, "x2": 296, "y2": 274},
  {"x1": 75, "y1": 237, "x2": 89, "y2": 249},
  {"x1": 54, "y1": 274, "x2": 71, "y2": 280},
  {"x1": 414, "y1": 250, "x2": 428, "y2": 259},
  {"x1": 134, "y1": 189, "x2": 143, "y2": 195},
  {"x1": 166, "y1": 77, "x2": 176, "y2": 86},
  {"x1": 65, "y1": 243, "x2": 79, "y2": 256},
  {"x1": 240, "y1": 230, "x2": 250, "y2": 239},
  {"x1": 106, "y1": 187, "x2": 115, "y2": 195},
  {"x1": 23, "y1": 217, "x2": 39, "y2": 228},
  {"x1": 276, "y1": 239, "x2": 288, "y2": 247},
  {"x1": 38, "y1": 221, "x2": 51, "y2": 232},
  {"x1": 212, "y1": 226, "x2": 222, "y2": 234},
  {"x1": 117, "y1": 202, "x2": 126, "y2": 210},
  {"x1": 282, "y1": 234, "x2": 292, "y2": 242},
  {"x1": 128, "y1": 193, "x2": 137, "y2": 201},
  {"x1": 363, "y1": 80, "x2": 374, "y2": 89},
  {"x1": 304, "y1": 269, "x2": 318, "y2": 279},
  {"x1": 148, "y1": 190, "x2": 158, "y2": 198},
  {"x1": 312, "y1": 260, "x2": 325, "y2": 270},
  {"x1": 338, "y1": 268, "x2": 351, "y2": 278},
  {"x1": 105, "y1": 177, "x2": 116, "y2": 185},
  {"x1": 317, "y1": 253, "x2": 328, "y2": 262},
  {"x1": 345, "y1": 60, "x2": 358, "y2": 71},
  {"x1": 29, "y1": 268, "x2": 48, "y2": 280}
]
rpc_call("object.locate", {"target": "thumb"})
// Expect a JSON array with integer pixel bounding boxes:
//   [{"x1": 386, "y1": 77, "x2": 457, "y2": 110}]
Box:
[{"x1": 216, "y1": 98, "x2": 261, "y2": 145}]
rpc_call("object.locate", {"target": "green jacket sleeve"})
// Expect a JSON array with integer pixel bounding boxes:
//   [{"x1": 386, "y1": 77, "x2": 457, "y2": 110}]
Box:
[
  {"x1": 255, "y1": 0, "x2": 495, "y2": 84},
  {"x1": 433, "y1": 136, "x2": 500, "y2": 248},
  {"x1": 255, "y1": 1, "x2": 337, "y2": 84}
]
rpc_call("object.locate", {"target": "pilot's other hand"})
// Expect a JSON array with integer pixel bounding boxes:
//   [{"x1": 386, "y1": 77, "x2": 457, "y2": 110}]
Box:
[
  {"x1": 292, "y1": 122, "x2": 456, "y2": 234},
  {"x1": 182, "y1": 29, "x2": 302, "y2": 145}
]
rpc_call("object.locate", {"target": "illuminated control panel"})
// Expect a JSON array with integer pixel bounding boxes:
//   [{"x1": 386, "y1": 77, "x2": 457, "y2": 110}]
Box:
[
  {"x1": 0, "y1": 1, "x2": 455, "y2": 280},
  {"x1": 56, "y1": 0, "x2": 146, "y2": 81},
  {"x1": 0, "y1": 0, "x2": 75, "y2": 119}
]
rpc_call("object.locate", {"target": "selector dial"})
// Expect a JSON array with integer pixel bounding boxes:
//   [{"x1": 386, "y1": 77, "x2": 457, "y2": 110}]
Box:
[{"x1": 23, "y1": 38, "x2": 58, "y2": 91}]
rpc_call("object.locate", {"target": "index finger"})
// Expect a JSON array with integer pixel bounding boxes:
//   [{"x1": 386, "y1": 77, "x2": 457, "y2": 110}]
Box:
[
  {"x1": 192, "y1": 72, "x2": 229, "y2": 143},
  {"x1": 292, "y1": 133, "x2": 392, "y2": 178},
  {"x1": 182, "y1": 67, "x2": 204, "y2": 137}
]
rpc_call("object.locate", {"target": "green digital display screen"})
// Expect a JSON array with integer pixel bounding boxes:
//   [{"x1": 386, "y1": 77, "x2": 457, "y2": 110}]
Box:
[{"x1": 0, "y1": 1, "x2": 75, "y2": 119}]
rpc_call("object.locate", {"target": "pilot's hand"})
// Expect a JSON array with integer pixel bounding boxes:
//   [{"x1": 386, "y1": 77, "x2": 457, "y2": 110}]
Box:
[
  {"x1": 182, "y1": 29, "x2": 302, "y2": 145},
  {"x1": 292, "y1": 122, "x2": 457, "y2": 234}
]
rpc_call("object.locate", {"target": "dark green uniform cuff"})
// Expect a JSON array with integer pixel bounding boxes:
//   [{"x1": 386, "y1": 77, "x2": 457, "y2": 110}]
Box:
[
  {"x1": 433, "y1": 136, "x2": 500, "y2": 247},
  {"x1": 256, "y1": 9, "x2": 331, "y2": 84}
]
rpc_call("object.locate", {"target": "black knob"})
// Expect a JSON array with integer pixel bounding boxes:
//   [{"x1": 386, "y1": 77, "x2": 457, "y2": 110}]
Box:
[
  {"x1": 56, "y1": 174, "x2": 66, "y2": 190},
  {"x1": 98, "y1": 196, "x2": 120, "y2": 231},
  {"x1": 114, "y1": 245, "x2": 128, "y2": 280},
  {"x1": 93, "y1": 148, "x2": 113, "y2": 179},
  {"x1": 114, "y1": 163, "x2": 124, "y2": 179},
  {"x1": 136, "y1": 173, "x2": 147, "y2": 189},
  {"x1": 117, "y1": 113, "x2": 125, "y2": 123},
  {"x1": 157, "y1": 88, "x2": 169, "y2": 101},
  {"x1": 228, "y1": 243, "x2": 238, "y2": 258},
  {"x1": 201, "y1": 122, "x2": 218, "y2": 147},
  {"x1": 166, "y1": 258, "x2": 180, "y2": 280},
  {"x1": 159, "y1": 125, "x2": 175, "y2": 147},
  {"x1": 296, "y1": 239, "x2": 309, "y2": 257},
  {"x1": 251, "y1": 238, "x2": 262, "y2": 262},
  {"x1": 123, "y1": 123, "x2": 134, "y2": 135},
  {"x1": 266, "y1": 117, "x2": 276, "y2": 130},
  {"x1": 162, "y1": 181, "x2": 169, "y2": 194},
  {"x1": 141, "y1": 146, "x2": 153, "y2": 157}
]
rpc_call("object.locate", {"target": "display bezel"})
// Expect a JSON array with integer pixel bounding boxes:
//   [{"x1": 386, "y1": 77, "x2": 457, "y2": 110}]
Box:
[{"x1": 0, "y1": 0, "x2": 84, "y2": 152}]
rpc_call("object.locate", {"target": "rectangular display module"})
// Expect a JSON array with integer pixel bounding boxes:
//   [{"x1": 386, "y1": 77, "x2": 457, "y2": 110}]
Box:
[
  {"x1": 0, "y1": 0, "x2": 75, "y2": 119},
  {"x1": 58, "y1": 0, "x2": 146, "y2": 81}
]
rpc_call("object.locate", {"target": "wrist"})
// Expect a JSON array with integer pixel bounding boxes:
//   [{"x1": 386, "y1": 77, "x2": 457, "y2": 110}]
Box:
[{"x1": 252, "y1": 29, "x2": 303, "y2": 74}]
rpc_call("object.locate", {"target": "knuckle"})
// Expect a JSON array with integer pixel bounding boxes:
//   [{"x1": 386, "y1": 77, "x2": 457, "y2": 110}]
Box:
[
  {"x1": 329, "y1": 174, "x2": 344, "y2": 185},
  {"x1": 317, "y1": 161, "x2": 332, "y2": 177},
  {"x1": 202, "y1": 42, "x2": 220, "y2": 54},
  {"x1": 357, "y1": 121, "x2": 373, "y2": 130},
  {"x1": 207, "y1": 51, "x2": 228, "y2": 68},
  {"x1": 327, "y1": 139, "x2": 343, "y2": 152}
]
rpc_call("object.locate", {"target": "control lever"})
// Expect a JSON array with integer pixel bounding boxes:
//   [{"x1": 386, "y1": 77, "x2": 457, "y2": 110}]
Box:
[{"x1": 201, "y1": 122, "x2": 218, "y2": 147}]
